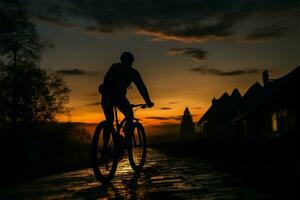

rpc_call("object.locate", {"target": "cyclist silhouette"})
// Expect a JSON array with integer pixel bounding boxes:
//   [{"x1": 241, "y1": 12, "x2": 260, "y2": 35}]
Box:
[{"x1": 99, "y1": 52, "x2": 154, "y2": 150}]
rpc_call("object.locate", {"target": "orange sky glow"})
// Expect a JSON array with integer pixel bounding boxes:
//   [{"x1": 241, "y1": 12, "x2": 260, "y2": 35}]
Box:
[{"x1": 30, "y1": 0, "x2": 299, "y2": 134}]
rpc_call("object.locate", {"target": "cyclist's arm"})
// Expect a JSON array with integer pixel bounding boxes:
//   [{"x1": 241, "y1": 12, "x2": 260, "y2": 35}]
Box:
[{"x1": 133, "y1": 70, "x2": 152, "y2": 104}]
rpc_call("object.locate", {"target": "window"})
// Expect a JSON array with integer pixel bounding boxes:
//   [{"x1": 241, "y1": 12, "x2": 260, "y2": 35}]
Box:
[
  {"x1": 272, "y1": 112, "x2": 278, "y2": 132},
  {"x1": 272, "y1": 109, "x2": 288, "y2": 133}
]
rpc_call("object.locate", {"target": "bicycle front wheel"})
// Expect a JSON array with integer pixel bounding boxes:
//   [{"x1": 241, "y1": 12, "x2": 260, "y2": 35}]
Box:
[
  {"x1": 128, "y1": 122, "x2": 147, "y2": 171},
  {"x1": 91, "y1": 121, "x2": 119, "y2": 183}
]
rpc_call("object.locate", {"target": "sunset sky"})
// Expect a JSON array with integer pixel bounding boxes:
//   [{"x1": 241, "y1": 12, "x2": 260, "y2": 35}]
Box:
[{"x1": 25, "y1": 0, "x2": 299, "y2": 129}]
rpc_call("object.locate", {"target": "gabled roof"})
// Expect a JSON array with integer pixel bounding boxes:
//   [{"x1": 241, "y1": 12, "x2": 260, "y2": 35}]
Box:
[
  {"x1": 255, "y1": 65, "x2": 300, "y2": 109},
  {"x1": 237, "y1": 82, "x2": 264, "y2": 115},
  {"x1": 198, "y1": 89, "x2": 242, "y2": 124},
  {"x1": 198, "y1": 65, "x2": 300, "y2": 125},
  {"x1": 231, "y1": 88, "x2": 242, "y2": 99},
  {"x1": 231, "y1": 65, "x2": 300, "y2": 122},
  {"x1": 198, "y1": 92, "x2": 228, "y2": 124}
]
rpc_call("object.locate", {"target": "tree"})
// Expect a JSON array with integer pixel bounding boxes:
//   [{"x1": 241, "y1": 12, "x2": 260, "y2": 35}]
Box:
[
  {"x1": 180, "y1": 107, "x2": 196, "y2": 140},
  {"x1": 0, "y1": 0, "x2": 43, "y2": 66},
  {"x1": 0, "y1": 1, "x2": 70, "y2": 125}
]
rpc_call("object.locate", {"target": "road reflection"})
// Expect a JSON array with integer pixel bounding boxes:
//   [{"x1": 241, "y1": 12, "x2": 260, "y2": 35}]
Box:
[
  {"x1": 0, "y1": 149, "x2": 272, "y2": 200},
  {"x1": 71, "y1": 164, "x2": 162, "y2": 199}
]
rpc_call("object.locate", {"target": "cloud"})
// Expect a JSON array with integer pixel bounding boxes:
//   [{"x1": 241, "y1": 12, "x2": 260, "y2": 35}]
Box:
[
  {"x1": 86, "y1": 93, "x2": 98, "y2": 96},
  {"x1": 145, "y1": 117, "x2": 170, "y2": 120},
  {"x1": 136, "y1": 27, "x2": 230, "y2": 43},
  {"x1": 33, "y1": 15, "x2": 75, "y2": 28},
  {"x1": 171, "y1": 116, "x2": 182, "y2": 121},
  {"x1": 158, "y1": 122, "x2": 180, "y2": 126},
  {"x1": 145, "y1": 116, "x2": 181, "y2": 121},
  {"x1": 169, "y1": 48, "x2": 207, "y2": 61},
  {"x1": 245, "y1": 27, "x2": 286, "y2": 41},
  {"x1": 28, "y1": 0, "x2": 300, "y2": 43},
  {"x1": 192, "y1": 107, "x2": 202, "y2": 110},
  {"x1": 87, "y1": 102, "x2": 100, "y2": 106},
  {"x1": 55, "y1": 69, "x2": 89, "y2": 75},
  {"x1": 190, "y1": 65, "x2": 260, "y2": 76},
  {"x1": 160, "y1": 107, "x2": 172, "y2": 110},
  {"x1": 168, "y1": 101, "x2": 178, "y2": 104}
]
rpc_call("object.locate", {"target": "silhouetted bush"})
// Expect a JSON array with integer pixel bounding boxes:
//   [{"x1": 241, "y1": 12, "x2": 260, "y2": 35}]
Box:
[{"x1": 0, "y1": 123, "x2": 91, "y2": 184}]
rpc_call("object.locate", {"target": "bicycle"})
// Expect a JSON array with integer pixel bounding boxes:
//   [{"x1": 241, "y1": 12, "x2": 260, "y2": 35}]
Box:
[{"x1": 91, "y1": 103, "x2": 150, "y2": 183}]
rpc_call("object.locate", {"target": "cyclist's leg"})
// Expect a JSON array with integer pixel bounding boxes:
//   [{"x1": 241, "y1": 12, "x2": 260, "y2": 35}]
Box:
[
  {"x1": 101, "y1": 95, "x2": 114, "y2": 150},
  {"x1": 116, "y1": 97, "x2": 134, "y2": 147}
]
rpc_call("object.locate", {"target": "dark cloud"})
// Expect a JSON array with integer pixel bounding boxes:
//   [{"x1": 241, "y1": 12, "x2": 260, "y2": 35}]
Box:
[
  {"x1": 87, "y1": 102, "x2": 100, "y2": 106},
  {"x1": 160, "y1": 107, "x2": 172, "y2": 110},
  {"x1": 169, "y1": 48, "x2": 207, "y2": 61},
  {"x1": 192, "y1": 107, "x2": 202, "y2": 110},
  {"x1": 85, "y1": 26, "x2": 97, "y2": 32},
  {"x1": 145, "y1": 116, "x2": 181, "y2": 121},
  {"x1": 171, "y1": 116, "x2": 182, "y2": 121},
  {"x1": 85, "y1": 25, "x2": 113, "y2": 34},
  {"x1": 158, "y1": 122, "x2": 180, "y2": 126},
  {"x1": 168, "y1": 101, "x2": 178, "y2": 104},
  {"x1": 34, "y1": 15, "x2": 75, "y2": 28},
  {"x1": 55, "y1": 69, "x2": 89, "y2": 75},
  {"x1": 190, "y1": 65, "x2": 260, "y2": 76},
  {"x1": 245, "y1": 26, "x2": 286, "y2": 41},
  {"x1": 29, "y1": 0, "x2": 300, "y2": 42},
  {"x1": 86, "y1": 93, "x2": 98, "y2": 96},
  {"x1": 145, "y1": 116, "x2": 170, "y2": 120}
]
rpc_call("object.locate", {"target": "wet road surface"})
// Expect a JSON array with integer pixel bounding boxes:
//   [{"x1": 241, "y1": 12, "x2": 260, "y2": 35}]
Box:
[{"x1": 0, "y1": 148, "x2": 271, "y2": 199}]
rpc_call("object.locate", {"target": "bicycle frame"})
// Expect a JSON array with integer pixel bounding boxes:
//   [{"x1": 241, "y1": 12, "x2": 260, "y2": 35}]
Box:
[
  {"x1": 113, "y1": 107, "x2": 121, "y2": 134},
  {"x1": 113, "y1": 107, "x2": 128, "y2": 135},
  {"x1": 113, "y1": 104, "x2": 145, "y2": 135},
  {"x1": 91, "y1": 103, "x2": 149, "y2": 183}
]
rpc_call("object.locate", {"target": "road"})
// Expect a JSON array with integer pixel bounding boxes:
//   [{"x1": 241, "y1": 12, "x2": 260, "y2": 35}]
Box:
[{"x1": 0, "y1": 148, "x2": 271, "y2": 200}]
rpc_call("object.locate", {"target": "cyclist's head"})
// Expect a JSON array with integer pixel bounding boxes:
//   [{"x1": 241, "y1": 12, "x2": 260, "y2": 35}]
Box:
[{"x1": 120, "y1": 52, "x2": 134, "y2": 66}]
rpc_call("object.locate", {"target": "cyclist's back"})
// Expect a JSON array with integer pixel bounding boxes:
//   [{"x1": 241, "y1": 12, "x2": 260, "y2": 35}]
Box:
[
  {"x1": 99, "y1": 52, "x2": 154, "y2": 124},
  {"x1": 102, "y1": 63, "x2": 140, "y2": 98}
]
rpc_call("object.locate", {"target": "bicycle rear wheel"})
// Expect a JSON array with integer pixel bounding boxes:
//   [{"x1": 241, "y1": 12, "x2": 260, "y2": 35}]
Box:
[
  {"x1": 91, "y1": 121, "x2": 119, "y2": 183},
  {"x1": 128, "y1": 122, "x2": 147, "y2": 171}
]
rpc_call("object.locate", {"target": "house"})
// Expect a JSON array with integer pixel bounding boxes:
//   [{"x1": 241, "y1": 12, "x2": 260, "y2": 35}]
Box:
[
  {"x1": 232, "y1": 66, "x2": 300, "y2": 138},
  {"x1": 230, "y1": 82, "x2": 264, "y2": 137},
  {"x1": 198, "y1": 65, "x2": 299, "y2": 138},
  {"x1": 198, "y1": 89, "x2": 242, "y2": 137}
]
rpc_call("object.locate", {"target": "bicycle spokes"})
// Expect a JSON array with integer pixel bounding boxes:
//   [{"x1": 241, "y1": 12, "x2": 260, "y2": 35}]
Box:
[
  {"x1": 92, "y1": 114, "x2": 148, "y2": 182},
  {"x1": 128, "y1": 123, "x2": 147, "y2": 171},
  {"x1": 92, "y1": 122, "x2": 118, "y2": 183}
]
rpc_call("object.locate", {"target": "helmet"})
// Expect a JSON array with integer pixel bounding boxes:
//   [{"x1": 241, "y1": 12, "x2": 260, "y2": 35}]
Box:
[{"x1": 120, "y1": 52, "x2": 134, "y2": 63}]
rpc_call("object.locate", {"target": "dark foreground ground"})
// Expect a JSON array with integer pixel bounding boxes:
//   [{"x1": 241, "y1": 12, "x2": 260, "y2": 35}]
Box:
[
  {"x1": 151, "y1": 137, "x2": 300, "y2": 199},
  {"x1": 0, "y1": 148, "x2": 273, "y2": 200},
  {"x1": 1, "y1": 136, "x2": 299, "y2": 199}
]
